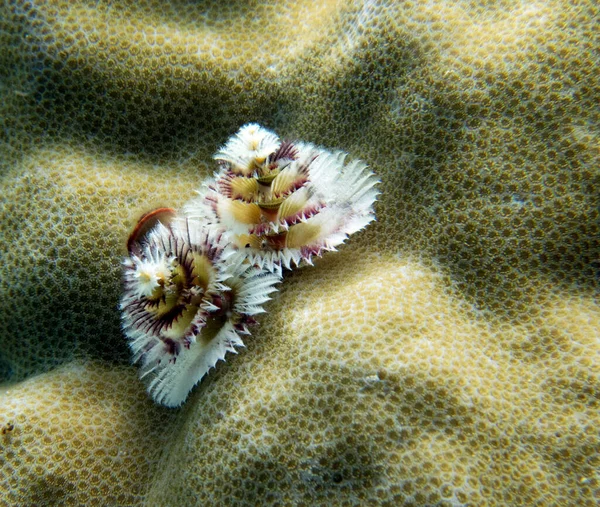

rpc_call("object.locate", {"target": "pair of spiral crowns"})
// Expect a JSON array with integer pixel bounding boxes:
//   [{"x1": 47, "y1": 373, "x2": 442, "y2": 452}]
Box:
[{"x1": 121, "y1": 124, "x2": 379, "y2": 406}]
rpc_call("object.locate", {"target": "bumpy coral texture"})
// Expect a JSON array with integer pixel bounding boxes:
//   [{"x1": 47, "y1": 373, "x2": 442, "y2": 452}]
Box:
[
  {"x1": 0, "y1": 0, "x2": 598, "y2": 506},
  {"x1": 0, "y1": 361, "x2": 181, "y2": 505}
]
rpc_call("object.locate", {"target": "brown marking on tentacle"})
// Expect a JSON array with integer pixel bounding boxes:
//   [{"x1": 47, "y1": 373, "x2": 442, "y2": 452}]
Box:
[{"x1": 270, "y1": 140, "x2": 298, "y2": 163}]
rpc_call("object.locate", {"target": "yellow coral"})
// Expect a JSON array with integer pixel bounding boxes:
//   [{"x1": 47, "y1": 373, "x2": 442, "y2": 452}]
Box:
[
  {"x1": 0, "y1": 0, "x2": 598, "y2": 505},
  {"x1": 0, "y1": 361, "x2": 180, "y2": 505},
  {"x1": 145, "y1": 255, "x2": 600, "y2": 504},
  {"x1": 0, "y1": 146, "x2": 202, "y2": 380}
]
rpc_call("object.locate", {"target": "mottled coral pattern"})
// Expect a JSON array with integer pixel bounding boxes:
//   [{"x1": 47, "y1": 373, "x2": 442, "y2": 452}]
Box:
[{"x1": 0, "y1": 0, "x2": 598, "y2": 505}]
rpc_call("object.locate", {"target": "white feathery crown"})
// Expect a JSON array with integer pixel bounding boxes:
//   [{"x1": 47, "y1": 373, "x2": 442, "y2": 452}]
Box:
[
  {"x1": 121, "y1": 124, "x2": 378, "y2": 406},
  {"x1": 185, "y1": 124, "x2": 379, "y2": 274},
  {"x1": 121, "y1": 217, "x2": 280, "y2": 407},
  {"x1": 214, "y1": 123, "x2": 281, "y2": 176}
]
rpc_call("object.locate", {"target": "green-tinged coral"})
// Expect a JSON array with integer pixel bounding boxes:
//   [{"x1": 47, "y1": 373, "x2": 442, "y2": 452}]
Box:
[
  {"x1": 0, "y1": 0, "x2": 598, "y2": 505},
  {"x1": 0, "y1": 146, "x2": 203, "y2": 379}
]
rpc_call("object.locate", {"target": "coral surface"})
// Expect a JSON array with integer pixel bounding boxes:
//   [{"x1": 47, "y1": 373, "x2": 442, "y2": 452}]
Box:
[{"x1": 0, "y1": 0, "x2": 598, "y2": 505}]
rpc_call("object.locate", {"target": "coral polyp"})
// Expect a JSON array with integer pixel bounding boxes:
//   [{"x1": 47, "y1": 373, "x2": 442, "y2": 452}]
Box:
[
  {"x1": 186, "y1": 124, "x2": 380, "y2": 272},
  {"x1": 120, "y1": 217, "x2": 280, "y2": 407}
]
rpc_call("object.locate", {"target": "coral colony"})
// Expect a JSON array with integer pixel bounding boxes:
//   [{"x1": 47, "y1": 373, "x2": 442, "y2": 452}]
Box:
[{"x1": 120, "y1": 124, "x2": 379, "y2": 406}]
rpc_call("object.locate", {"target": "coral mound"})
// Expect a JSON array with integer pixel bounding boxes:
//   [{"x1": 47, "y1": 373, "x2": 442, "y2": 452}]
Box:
[
  {"x1": 0, "y1": 361, "x2": 180, "y2": 506},
  {"x1": 0, "y1": 0, "x2": 598, "y2": 505}
]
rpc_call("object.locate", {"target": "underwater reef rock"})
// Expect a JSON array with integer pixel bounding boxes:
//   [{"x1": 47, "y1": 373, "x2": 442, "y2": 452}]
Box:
[{"x1": 0, "y1": 0, "x2": 598, "y2": 505}]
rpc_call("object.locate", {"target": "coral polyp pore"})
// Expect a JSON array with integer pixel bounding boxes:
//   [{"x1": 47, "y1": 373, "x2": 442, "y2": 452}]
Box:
[
  {"x1": 121, "y1": 217, "x2": 280, "y2": 407},
  {"x1": 186, "y1": 124, "x2": 379, "y2": 272}
]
